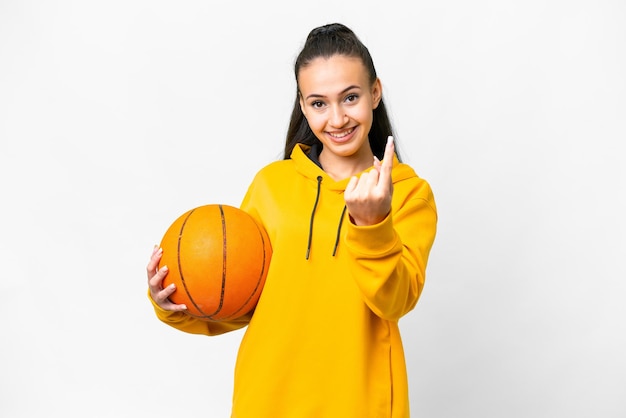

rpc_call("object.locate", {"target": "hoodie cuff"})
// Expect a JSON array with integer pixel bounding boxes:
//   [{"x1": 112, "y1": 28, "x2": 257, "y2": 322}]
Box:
[{"x1": 345, "y1": 213, "x2": 397, "y2": 255}]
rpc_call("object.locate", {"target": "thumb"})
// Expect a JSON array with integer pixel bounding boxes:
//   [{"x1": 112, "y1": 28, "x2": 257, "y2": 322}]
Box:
[{"x1": 345, "y1": 175, "x2": 358, "y2": 195}]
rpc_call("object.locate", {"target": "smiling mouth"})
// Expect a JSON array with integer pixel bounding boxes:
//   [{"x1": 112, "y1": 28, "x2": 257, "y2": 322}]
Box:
[{"x1": 328, "y1": 127, "x2": 355, "y2": 139}]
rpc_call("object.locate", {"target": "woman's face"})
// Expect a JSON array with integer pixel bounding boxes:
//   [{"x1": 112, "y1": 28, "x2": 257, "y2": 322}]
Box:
[{"x1": 298, "y1": 55, "x2": 382, "y2": 173}]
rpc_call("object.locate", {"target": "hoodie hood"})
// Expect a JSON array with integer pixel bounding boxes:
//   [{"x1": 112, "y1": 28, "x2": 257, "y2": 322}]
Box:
[{"x1": 291, "y1": 143, "x2": 417, "y2": 192}]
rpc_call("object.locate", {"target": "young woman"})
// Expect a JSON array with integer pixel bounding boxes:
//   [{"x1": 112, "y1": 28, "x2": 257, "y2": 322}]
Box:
[{"x1": 147, "y1": 23, "x2": 437, "y2": 418}]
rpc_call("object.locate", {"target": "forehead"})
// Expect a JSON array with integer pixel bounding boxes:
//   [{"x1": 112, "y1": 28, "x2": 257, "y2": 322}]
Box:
[{"x1": 298, "y1": 55, "x2": 369, "y2": 93}]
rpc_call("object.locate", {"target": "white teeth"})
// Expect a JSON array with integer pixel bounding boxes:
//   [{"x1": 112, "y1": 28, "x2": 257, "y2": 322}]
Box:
[{"x1": 329, "y1": 128, "x2": 353, "y2": 138}]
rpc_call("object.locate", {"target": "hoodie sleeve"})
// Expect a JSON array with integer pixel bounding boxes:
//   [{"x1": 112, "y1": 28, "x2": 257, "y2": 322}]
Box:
[
  {"x1": 344, "y1": 180, "x2": 437, "y2": 321},
  {"x1": 148, "y1": 291, "x2": 252, "y2": 336}
]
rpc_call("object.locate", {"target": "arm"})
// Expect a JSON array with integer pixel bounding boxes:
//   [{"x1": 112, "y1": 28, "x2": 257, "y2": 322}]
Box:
[
  {"x1": 344, "y1": 194, "x2": 437, "y2": 320},
  {"x1": 344, "y1": 137, "x2": 437, "y2": 320}
]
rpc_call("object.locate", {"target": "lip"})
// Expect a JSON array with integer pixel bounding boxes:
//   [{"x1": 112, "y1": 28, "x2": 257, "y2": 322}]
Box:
[{"x1": 326, "y1": 127, "x2": 356, "y2": 144}]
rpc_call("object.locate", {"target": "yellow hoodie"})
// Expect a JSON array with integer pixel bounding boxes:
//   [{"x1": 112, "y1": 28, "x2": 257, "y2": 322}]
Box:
[{"x1": 151, "y1": 144, "x2": 437, "y2": 417}]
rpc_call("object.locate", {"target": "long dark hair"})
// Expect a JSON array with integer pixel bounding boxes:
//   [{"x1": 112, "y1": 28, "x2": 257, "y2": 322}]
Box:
[{"x1": 283, "y1": 23, "x2": 398, "y2": 161}]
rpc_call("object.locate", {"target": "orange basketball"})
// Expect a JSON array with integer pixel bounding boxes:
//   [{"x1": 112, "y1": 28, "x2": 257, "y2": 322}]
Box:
[{"x1": 158, "y1": 204, "x2": 271, "y2": 321}]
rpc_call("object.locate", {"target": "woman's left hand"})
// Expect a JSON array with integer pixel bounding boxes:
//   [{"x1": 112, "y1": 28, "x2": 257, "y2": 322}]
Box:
[{"x1": 344, "y1": 136, "x2": 394, "y2": 226}]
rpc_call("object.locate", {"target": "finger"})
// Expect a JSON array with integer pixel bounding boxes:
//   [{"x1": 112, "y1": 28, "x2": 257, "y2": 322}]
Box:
[
  {"x1": 146, "y1": 246, "x2": 163, "y2": 277},
  {"x1": 382, "y1": 136, "x2": 394, "y2": 170},
  {"x1": 157, "y1": 283, "x2": 188, "y2": 311},
  {"x1": 148, "y1": 265, "x2": 168, "y2": 291},
  {"x1": 164, "y1": 303, "x2": 188, "y2": 312},
  {"x1": 373, "y1": 155, "x2": 382, "y2": 170},
  {"x1": 379, "y1": 136, "x2": 394, "y2": 183},
  {"x1": 364, "y1": 168, "x2": 379, "y2": 190}
]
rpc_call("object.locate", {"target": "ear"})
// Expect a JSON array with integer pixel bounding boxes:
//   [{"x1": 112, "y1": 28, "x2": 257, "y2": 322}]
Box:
[
  {"x1": 371, "y1": 78, "x2": 382, "y2": 109},
  {"x1": 298, "y1": 92, "x2": 307, "y2": 117}
]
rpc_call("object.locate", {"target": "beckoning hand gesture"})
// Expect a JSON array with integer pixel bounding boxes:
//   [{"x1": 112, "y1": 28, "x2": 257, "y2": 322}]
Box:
[{"x1": 344, "y1": 136, "x2": 394, "y2": 226}]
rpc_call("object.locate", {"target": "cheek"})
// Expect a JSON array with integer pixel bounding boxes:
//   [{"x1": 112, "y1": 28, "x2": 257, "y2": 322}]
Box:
[
  {"x1": 351, "y1": 105, "x2": 374, "y2": 126},
  {"x1": 305, "y1": 113, "x2": 325, "y2": 131}
]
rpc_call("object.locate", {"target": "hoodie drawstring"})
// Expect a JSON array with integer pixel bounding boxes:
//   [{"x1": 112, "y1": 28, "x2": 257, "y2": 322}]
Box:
[
  {"x1": 306, "y1": 176, "x2": 348, "y2": 260},
  {"x1": 306, "y1": 176, "x2": 323, "y2": 260},
  {"x1": 332, "y1": 206, "x2": 347, "y2": 256}
]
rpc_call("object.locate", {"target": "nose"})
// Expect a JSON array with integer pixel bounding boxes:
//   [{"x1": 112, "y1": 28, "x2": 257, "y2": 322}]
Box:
[{"x1": 329, "y1": 105, "x2": 348, "y2": 128}]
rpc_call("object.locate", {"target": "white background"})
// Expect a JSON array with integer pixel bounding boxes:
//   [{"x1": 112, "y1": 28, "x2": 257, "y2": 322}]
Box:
[{"x1": 1, "y1": 1, "x2": 624, "y2": 417}]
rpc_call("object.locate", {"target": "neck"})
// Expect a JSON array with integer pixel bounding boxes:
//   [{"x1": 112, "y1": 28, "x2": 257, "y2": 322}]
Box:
[{"x1": 319, "y1": 148, "x2": 374, "y2": 181}]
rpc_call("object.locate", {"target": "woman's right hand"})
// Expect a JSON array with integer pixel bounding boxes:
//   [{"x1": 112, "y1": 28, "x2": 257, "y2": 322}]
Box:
[{"x1": 147, "y1": 246, "x2": 188, "y2": 312}]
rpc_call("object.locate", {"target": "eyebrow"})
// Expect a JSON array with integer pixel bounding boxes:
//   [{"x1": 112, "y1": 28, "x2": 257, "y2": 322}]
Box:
[{"x1": 304, "y1": 85, "x2": 361, "y2": 101}]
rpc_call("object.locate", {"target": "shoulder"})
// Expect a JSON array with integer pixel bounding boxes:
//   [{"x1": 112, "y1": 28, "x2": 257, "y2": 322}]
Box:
[
  {"x1": 246, "y1": 159, "x2": 297, "y2": 194},
  {"x1": 392, "y1": 162, "x2": 432, "y2": 193},
  {"x1": 251, "y1": 144, "x2": 318, "y2": 184},
  {"x1": 392, "y1": 162, "x2": 436, "y2": 213},
  {"x1": 252, "y1": 159, "x2": 295, "y2": 181}
]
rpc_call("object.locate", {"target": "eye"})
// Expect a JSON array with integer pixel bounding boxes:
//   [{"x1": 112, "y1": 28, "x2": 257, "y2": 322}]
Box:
[
  {"x1": 311, "y1": 100, "x2": 325, "y2": 109},
  {"x1": 345, "y1": 93, "x2": 359, "y2": 103}
]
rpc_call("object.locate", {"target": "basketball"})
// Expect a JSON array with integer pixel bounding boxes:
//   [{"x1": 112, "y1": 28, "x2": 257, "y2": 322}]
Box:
[{"x1": 158, "y1": 204, "x2": 271, "y2": 321}]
